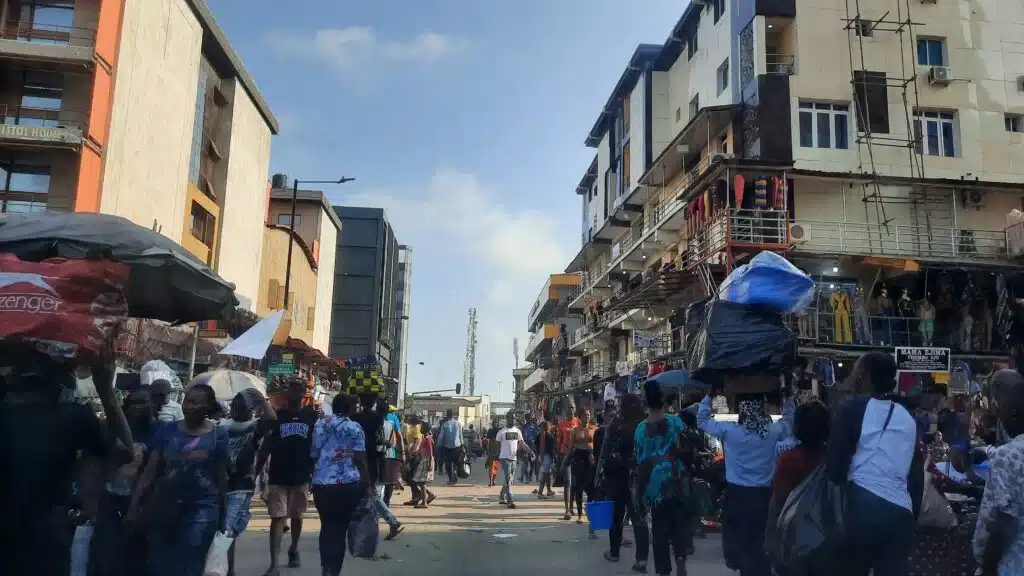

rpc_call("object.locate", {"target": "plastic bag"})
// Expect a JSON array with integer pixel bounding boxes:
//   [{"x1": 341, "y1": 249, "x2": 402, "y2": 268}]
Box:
[
  {"x1": 686, "y1": 300, "x2": 797, "y2": 381},
  {"x1": 347, "y1": 496, "x2": 379, "y2": 559},
  {"x1": 718, "y1": 251, "x2": 814, "y2": 314},
  {"x1": 919, "y1": 462, "x2": 958, "y2": 528},
  {"x1": 768, "y1": 465, "x2": 844, "y2": 571},
  {"x1": 70, "y1": 523, "x2": 93, "y2": 576},
  {"x1": 457, "y1": 450, "x2": 471, "y2": 479},
  {"x1": 203, "y1": 531, "x2": 234, "y2": 576}
]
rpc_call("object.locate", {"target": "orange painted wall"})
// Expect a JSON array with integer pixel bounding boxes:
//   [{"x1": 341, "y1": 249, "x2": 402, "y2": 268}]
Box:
[
  {"x1": 88, "y1": 67, "x2": 112, "y2": 145},
  {"x1": 74, "y1": 148, "x2": 103, "y2": 212},
  {"x1": 94, "y1": 0, "x2": 122, "y2": 67}
]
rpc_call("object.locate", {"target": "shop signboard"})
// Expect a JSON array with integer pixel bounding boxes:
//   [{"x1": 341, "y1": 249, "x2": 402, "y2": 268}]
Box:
[
  {"x1": 633, "y1": 332, "x2": 657, "y2": 349},
  {"x1": 267, "y1": 352, "x2": 295, "y2": 377},
  {"x1": 894, "y1": 347, "x2": 950, "y2": 373}
]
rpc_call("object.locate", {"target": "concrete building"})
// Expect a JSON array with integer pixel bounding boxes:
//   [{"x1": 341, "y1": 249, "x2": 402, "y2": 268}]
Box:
[
  {"x1": 546, "y1": 0, "x2": 1024, "y2": 411},
  {"x1": 405, "y1": 394, "x2": 491, "y2": 431},
  {"x1": 0, "y1": 0, "x2": 278, "y2": 310},
  {"x1": 329, "y1": 206, "x2": 402, "y2": 377},
  {"x1": 263, "y1": 175, "x2": 342, "y2": 355},
  {"x1": 393, "y1": 245, "x2": 412, "y2": 407}
]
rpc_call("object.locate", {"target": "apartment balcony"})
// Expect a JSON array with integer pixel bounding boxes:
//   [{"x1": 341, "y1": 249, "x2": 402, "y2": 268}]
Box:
[
  {"x1": 0, "y1": 21, "x2": 96, "y2": 68},
  {"x1": 527, "y1": 273, "x2": 583, "y2": 332},
  {"x1": 683, "y1": 208, "x2": 792, "y2": 271},
  {"x1": 790, "y1": 220, "x2": 1008, "y2": 265},
  {"x1": 0, "y1": 105, "x2": 85, "y2": 149},
  {"x1": 524, "y1": 323, "x2": 560, "y2": 363},
  {"x1": 765, "y1": 53, "x2": 795, "y2": 76}
]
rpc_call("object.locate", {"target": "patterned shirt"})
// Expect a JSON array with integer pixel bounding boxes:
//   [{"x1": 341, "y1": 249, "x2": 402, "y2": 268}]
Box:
[
  {"x1": 310, "y1": 415, "x2": 366, "y2": 486},
  {"x1": 634, "y1": 414, "x2": 688, "y2": 507},
  {"x1": 974, "y1": 434, "x2": 1024, "y2": 575}
]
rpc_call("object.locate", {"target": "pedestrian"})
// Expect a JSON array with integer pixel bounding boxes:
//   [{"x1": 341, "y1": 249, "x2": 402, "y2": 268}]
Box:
[
  {"x1": 352, "y1": 395, "x2": 404, "y2": 539},
  {"x1": 310, "y1": 394, "x2": 370, "y2": 576},
  {"x1": 974, "y1": 372, "x2": 1024, "y2": 575},
  {"x1": 129, "y1": 383, "x2": 229, "y2": 576},
  {"x1": 485, "y1": 421, "x2": 501, "y2": 487},
  {"x1": 497, "y1": 412, "x2": 534, "y2": 509},
  {"x1": 698, "y1": 382, "x2": 795, "y2": 576},
  {"x1": 382, "y1": 405, "x2": 405, "y2": 507},
  {"x1": 569, "y1": 409, "x2": 599, "y2": 525},
  {"x1": 536, "y1": 420, "x2": 556, "y2": 498},
  {"x1": 257, "y1": 376, "x2": 318, "y2": 575},
  {"x1": 634, "y1": 381, "x2": 696, "y2": 576},
  {"x1": 409, "y1": 422, "x2": 436, "y2": 508},
  {"x1": 557, "y1": 405, "x2": 580, "y2": 520},
  {"x1": 521, "y1": 418, "x2": 539, "y2": 483},
  {"x1": 437, "y1": 409, "x2": 464, "y2": 485},
  {"x1": 826, "y1": 351, "x2": 924, "y2": 576},
  {"x1": 601, "y1": 393, "x2": 650, "y2": 572},
  {"x1": 0, "y1": 343, "x2": 130, "y2": 576},
  {"x1": 149, "y1": 378, "x2": 184, "y2": 423},
  {"x1": 92, "y1": 387, "x2": 158, "y2": 576},
  {"x1": 218, "y1": 388, "x2": 277, "y2": 576}
]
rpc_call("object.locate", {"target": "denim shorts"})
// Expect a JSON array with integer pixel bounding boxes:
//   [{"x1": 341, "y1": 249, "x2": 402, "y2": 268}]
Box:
[{"x1": 224, "y1": 491, "x2": 253, "y2": 537}]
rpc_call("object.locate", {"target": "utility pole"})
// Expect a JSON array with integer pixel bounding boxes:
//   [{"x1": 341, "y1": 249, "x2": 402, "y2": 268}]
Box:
[
  {"x1": 463, "y1": 307, "x2": 477, "y2": 396},
  {"x1": 283, "y1": 177, "x2": 355, "y2": 309}
]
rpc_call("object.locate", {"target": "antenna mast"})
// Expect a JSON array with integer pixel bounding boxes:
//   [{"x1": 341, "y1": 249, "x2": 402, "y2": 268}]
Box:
[{"x1": 463, "y1": 307, "x2": 478, "y2": 396}]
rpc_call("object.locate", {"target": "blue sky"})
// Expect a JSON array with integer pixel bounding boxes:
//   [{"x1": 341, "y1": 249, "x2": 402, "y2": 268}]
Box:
[{"x1": 210, "y1": 0, "x2": 681, "y2": 401}]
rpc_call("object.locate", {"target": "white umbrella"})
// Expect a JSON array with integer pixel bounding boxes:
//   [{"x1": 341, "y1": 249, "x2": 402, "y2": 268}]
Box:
[
  {"x1": 217, "y1": 310, "x2": 285, "y2": 360},
  {"x1": 189, "y1": 369, "x2": 266, "y2": 401}
]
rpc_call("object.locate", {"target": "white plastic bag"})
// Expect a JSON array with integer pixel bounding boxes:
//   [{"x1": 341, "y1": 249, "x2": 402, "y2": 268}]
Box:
[
  {"x1": 203, "y1": 531, "x2": 234, "y2": 576},
  {"x1": 70, "y1": 524, "x2": 93, "y2": 576}
]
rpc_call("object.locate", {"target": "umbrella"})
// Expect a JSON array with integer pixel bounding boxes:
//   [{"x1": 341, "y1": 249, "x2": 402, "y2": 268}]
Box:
[
  {"x1": 218, "y1": 310, "x2": 285, "y2": 360},
  {"x1": 0, "y1": 212, "x2": 237, "y2": 323},
  {"x1": 189, "y1": 369, "x2": 266, "y2": 401},
  {"x1": 648, "y1": 369, "x2": 709, "y2": 394}
]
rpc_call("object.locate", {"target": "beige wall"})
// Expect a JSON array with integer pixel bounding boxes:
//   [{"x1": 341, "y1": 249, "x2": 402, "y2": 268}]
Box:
[
  {"x1": 789, "y1": 0, "x2": 1024, "y2": 182},
  {"x1": 312, "y1": 215, "x2": 338, "y2": 355},
  {"x1": 268, "y1": 200, "x2": 322, "y2": 247},
  {"x1": 257, "y1": 227, "x2": 318, "y2": 346},
  {"x1": 217, "y1": 79, "x2": 273, "y2": 308},
  {"x1": 100, "y1": 0, "x2": 202, "y2": 240}
]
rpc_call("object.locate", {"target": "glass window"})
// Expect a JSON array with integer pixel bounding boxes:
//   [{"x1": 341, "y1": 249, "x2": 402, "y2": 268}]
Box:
[
  {"x1": 277, "y1": 213, "x2": 301, "y2": 227},
  {"x1": 3, "y1": 199, "x2": 45, "y2": 213},
  {"x1": 687, "y1": 29, "x2": 698, "y2": 60},
  {"x1": 798, "y1": 102, "x2": 850, "y2": 149},
  {"x1": 189, "y1": 201, "x2": 213, "y2": 246},
  {"x1": 689, "y1": 94, "x2": 700, "y2": 120},
  {"x1": 917, "y1": 38, "x2": 945, "y2": 66},
  {"x1": 0, "y1": 162, "x2": 50, "y2": 213},
  {"x1": 913, "y1": 110, "x2": 957, "y2": 157},
  {"x1": 717, "y1": 59, "x2": 729, "y2": 95},
  {"x1": 1006, "y1": 115, "x2": 1021, "y2": 133},
  {"x1": 8, "y1": 167, "x2": 49, "y2": 193}
]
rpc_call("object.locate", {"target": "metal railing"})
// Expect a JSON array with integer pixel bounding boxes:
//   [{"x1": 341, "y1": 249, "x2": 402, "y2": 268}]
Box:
[
  {"x1": 766, "y1": 53, "x2": 796, "y2": 75},
  {"x1": 684, "y1": 209, "x2": 789, "y2": 267},
  {"x1": 0, "y1": 104, "x2": 88, "y2": 130},
  {"x1": 791, "y1": 220, "x2": 1007, "y2": 261},
  {"x1": 1, "y1": 21, "x2": 96, "y2": 47},
  {"x1": 785, "y1": 309, "x2": 1006, "y2": 353}
]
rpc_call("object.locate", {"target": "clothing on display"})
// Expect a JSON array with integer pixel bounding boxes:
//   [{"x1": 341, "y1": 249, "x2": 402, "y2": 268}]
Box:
[
  {"x1": 754, "y1": 177, "x2": 768, "y2": 209},
  {"x1": 734, "y1": 174, "x2": 746, "y2": 208},
  {"x1": 830, "y1": 289, "x2": 853, "y2": 344},
  {"x1": 959, "y1": 308, "x2": 974, "y2": 352},
  {"x1": 771, "y1": 176, "x2": 786, "y2": 211},
  {"x1": 853, "y1": 284, "x2": 870, "y2": 344},
  {"x1": 918, "y1": 298, "x2": 936, "y2": 347}
]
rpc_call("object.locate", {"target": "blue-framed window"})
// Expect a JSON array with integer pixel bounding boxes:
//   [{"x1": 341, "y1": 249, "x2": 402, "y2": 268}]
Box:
[
  {"x1": 917, "y1": 38, "x2": 945, "y2": 66},
  {"x1": 913, "y1": 110, "x2": 956, "y2": 158}
]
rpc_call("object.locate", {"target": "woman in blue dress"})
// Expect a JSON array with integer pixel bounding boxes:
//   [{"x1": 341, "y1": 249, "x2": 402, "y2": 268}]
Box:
[{"x1": 129, "y1": 383, "x2": 228, "y2": 576}]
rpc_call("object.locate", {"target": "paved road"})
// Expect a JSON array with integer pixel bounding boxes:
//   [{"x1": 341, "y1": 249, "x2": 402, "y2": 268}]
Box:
[{"x1": 233, "y1": 467, "x2": 730, "y2": 575}]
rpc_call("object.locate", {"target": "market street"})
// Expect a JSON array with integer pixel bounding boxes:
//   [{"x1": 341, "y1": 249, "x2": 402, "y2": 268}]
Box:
[{"x1": 233, "y1": 468, "x2": 728, "y2": 575}]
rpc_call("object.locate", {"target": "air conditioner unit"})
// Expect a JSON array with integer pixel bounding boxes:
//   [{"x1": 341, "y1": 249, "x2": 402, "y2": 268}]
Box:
[
  {"x1": 788, "y1": 222, "x2": 811, "y2": 244},
  {"x1": 709, "y1": 152, "x2": 735, "y2": 163},
  {"x1": 928, "y1": 66, "x2": 952, "y2": 86}
]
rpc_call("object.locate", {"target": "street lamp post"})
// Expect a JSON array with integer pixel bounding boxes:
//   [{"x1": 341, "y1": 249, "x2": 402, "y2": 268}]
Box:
[{"x1": 283, "y1": 177, "x2": 355, "y2": 309}]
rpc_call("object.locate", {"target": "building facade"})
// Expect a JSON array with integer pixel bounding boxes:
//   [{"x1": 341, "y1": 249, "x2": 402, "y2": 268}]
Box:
[
  {"x1": 0, "y1": 0, "x2": 278, "y2": 310},
  {"x1": 393, "y1": 245, "x2": 412, "y2": 407},
  {"x1": 535, "y1": 0, "x2": 1024, "y2": 413},
  {"x1": 329, "y1": 206, "x2": 402, "y2": 377}
]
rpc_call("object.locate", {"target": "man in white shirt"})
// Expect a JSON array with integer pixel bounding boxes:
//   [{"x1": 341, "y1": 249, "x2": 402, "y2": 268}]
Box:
[{"x1": 496, "y1": 412, "x2": 535, "y2": 509}]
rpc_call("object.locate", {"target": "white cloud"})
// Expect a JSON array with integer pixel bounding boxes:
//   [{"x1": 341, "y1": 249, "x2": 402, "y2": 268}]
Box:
[{"x1": 265, "y1": 26, "x2": 466, "y2": 76}]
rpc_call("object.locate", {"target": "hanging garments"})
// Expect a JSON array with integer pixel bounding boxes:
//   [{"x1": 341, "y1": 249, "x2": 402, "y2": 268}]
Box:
[
  {"x1": 733, "y1": 174, "x2": 746, "y2": 208},
  {"x1": 698, "y1": 194, "x2": 706, "y2": 224},
  {"x1": 772, "y1": 176, "x2": 787, "y2": 211},
  {"x1": 853, "y1": 286, "x2": 870, "y2": 344},
  {"x1": 704, "y1": 189, "x2": 712, "y2": 222},
  {"x1": 830, "y1": 289, "x2": 853, "y2": 344},
  {"x1": 754, "y1": 176, "x2": 769, "y2": 209}
]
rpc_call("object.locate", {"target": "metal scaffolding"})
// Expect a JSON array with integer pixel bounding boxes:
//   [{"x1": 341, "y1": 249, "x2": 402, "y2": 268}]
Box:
[{"x1": 463, "y1": 307, "x2": 478, "y2": 396}]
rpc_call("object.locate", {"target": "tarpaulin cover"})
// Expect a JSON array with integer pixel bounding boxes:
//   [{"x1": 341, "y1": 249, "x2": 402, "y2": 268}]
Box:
[
  {"x1": 0, "y1": 212, "x2": 237, "y2": 323},
  {"x1": 0, "y1": 254, "x2": 129, "y2": 360},
  {"x1": 686, "y1": 300, "x2": 797, "y2": 381},
  {"x1": 718, "y1": 251, "x2": 814, "y2": 314}
]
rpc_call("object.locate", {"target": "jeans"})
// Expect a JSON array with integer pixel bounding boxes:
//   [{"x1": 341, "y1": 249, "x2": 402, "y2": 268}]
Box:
[
  {"x1": 519, "y1": 457, "x2": 533, "y2": 482},
  {"x1": 840, "y1": 483, "x2": 915, "y2": 576},
  {"x1": 500, "y1": 459, "x2": 517, "y2": 504},
  {"x1": 609, "y1": 478, "x2": 649, "y2": 565},
  {"x1": 312, "y1": 483, "x2": 362, "y2": 576},
  {"x1": 370, "y1": 483, "x2": 399, "y2": 528},
  {"x1": 570, "y1": 451, "x2": 594, "y2": 517},
  {"x1": 91, "y1": 491, "x2": 145, "y2": 576},
  {"x1": 560, "y1": 454, "x2": 573, "y2": 511},
  {"x1": 442, "y1": 447, "x2": 459, "y2": 483},
  {"x1": 651, "y1": 499, "x2": 690, "y2": 576}
]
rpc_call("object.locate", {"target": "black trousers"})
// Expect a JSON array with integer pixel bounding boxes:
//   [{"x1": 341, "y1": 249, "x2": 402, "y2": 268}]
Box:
[
  {"x1": 650, "y1": 499, "x2": 690, "y2": 576},
  {"x1": 442, "y1": 447, "x2": 459, "y2": 482},
  {"x1": 311, "y1": 483, "x2": 363, "y2": 576},
  {"x1": 722, "y1": 483, "x2": 773, "y2": 576},
  {"x1": 609, "y1": 478, "x2": 649, "y2": 565},
  {"x1": 569, "y1": 452, "x2": 594, "y2": 516}
]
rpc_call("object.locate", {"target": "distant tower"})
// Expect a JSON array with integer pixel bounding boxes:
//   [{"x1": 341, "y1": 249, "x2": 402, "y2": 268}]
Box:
[{"x1": 463, "y1": 307, "x2": 478, "y2": 396}]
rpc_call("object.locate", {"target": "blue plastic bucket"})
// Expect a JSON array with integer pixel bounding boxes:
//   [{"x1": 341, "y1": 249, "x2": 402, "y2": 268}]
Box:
[{"x1": 586, "y1": 500, "x2": 615, "y2": 531}]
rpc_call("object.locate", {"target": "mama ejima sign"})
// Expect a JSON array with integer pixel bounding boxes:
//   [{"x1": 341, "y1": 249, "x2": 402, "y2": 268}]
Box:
[
  {"x1": 894, "y1": 347, "x2": 951, "y2": 373},
  {"x1": 0, "y1": 124, "x2": 83, "y2": 145}
]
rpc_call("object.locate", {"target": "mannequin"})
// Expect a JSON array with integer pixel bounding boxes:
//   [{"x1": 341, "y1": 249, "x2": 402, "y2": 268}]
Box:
[
  {"x1": 959, "y1": 305, "x2": 974, "y2": 352},
  {"x1": 874, "y1": 286, "x2": 894, "y2": 346},
  {"x1": 918, "y1": 295, "x2": 936, "y2": 347},
  {"x1": 897, "y1": 288, "x2": 914, "y2": 318},
  {"x1": 830, "y1": 288, "x2": 853, "y2": 344},
  {"x1": 853, "y1": 283, "x2": 870, "y2": 344}
]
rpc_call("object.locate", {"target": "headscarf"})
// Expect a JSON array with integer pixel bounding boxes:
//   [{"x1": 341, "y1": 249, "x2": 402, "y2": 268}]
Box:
[{"x1": 738, "y1": 400, "x2": 771, "y2": 439}]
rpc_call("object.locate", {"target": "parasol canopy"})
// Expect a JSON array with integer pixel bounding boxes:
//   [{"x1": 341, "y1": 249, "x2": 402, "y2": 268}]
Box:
[
  {"x1": 0, "y1": 212, "x2": 238, "y2": 323},
  {"x1": 189, "y1": 369, "x2": 266, "y2": 401}
]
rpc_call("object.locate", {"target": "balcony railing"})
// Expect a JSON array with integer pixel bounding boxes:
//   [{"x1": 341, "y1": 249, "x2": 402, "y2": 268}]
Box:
[
  {"x1": 766, "y1": 53, "x2": 796, "y2": 75},
  {"x1": 1, "y1": 21, "x2": 96, "y2": 47},
  {"x1": 791, "y1": 220, "x2": 1007, "y2": 262},
  {"x1": 0, "y1": 104, "x2": 86, "y2": 146},
  {"x1": 684, "y1": 209, "x2": 790, "y2": 268}
]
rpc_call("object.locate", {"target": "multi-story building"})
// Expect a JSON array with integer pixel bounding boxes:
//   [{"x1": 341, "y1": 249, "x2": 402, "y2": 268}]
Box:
[
  {"x1": 329, "y1": 206, "x2": 402, "y2": 379},
  {"x1": 545, "y1": 0, "x2": 1024, "y2": 409},
  {"x1": 0, "y1": 0, "x2": 277, "y2": 309},
  {"x1": 392, "y1": 245, "x2": 412, "y2": 407},
  {"x1": 264, "y1": 174, "x2": 342, "y2": 355}
]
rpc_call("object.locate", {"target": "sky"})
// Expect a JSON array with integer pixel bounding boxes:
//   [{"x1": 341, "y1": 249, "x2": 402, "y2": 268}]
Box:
[{"x1": 210, "y1": 0, "x2": 683, "y2": 402}]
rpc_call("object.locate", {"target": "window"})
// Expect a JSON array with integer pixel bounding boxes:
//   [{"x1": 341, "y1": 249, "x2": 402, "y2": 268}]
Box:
[
  {"x1": 713, "y1": 0, "x2": 725, "y2": 23},
  {"x1": 277, "y1": 213, "x2": 301, "y2": 227},
  {"x1": 717, "y1": 59, "x2": 729, "y2": 95},
  {"x1": 189, "y1": 201, "x2": 214, "y2": 246},
  {"x1": 689, "y1": 94, "x2": 700, "y2": 119},
  {"x1": 799, "y1": 102, "x2": 850, "y2": 149},
  {"x1": 1006, "y1": 114, "x2": 1021, "y2": 133},
  {"x1": 622, "y1": 143, "x2": 631, "y2": 194},
  {"x1": 855, "y1": 18, "x2": 873, "y2": 37},
  {"x1": 719, "y1": 134, "x2": 729, "y2": 154},
  {"x1": 675, "y1": 106, "x2": 681, "y2": 122},
  {"x1": 687, "y1": 29, "x2": 698, "y2": 60},
  {"x1": 0, "y1": 162, "x2": 49, "y2": 213},
  {"x1": 18, "y1": 1, "x2": 74, "y2": 44},
  {"x1": 623, "y1": 94, "x2": 631, "y2": 132},
  {"x1": 853, "y1": 70, "x2": 890, "y2": 134},
  {"x1": 917, "y1": 38, "x2": 946, "y2": 66},
  {"x1": 913, "y1": 110, "x2": 957, "y2": 157}
]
